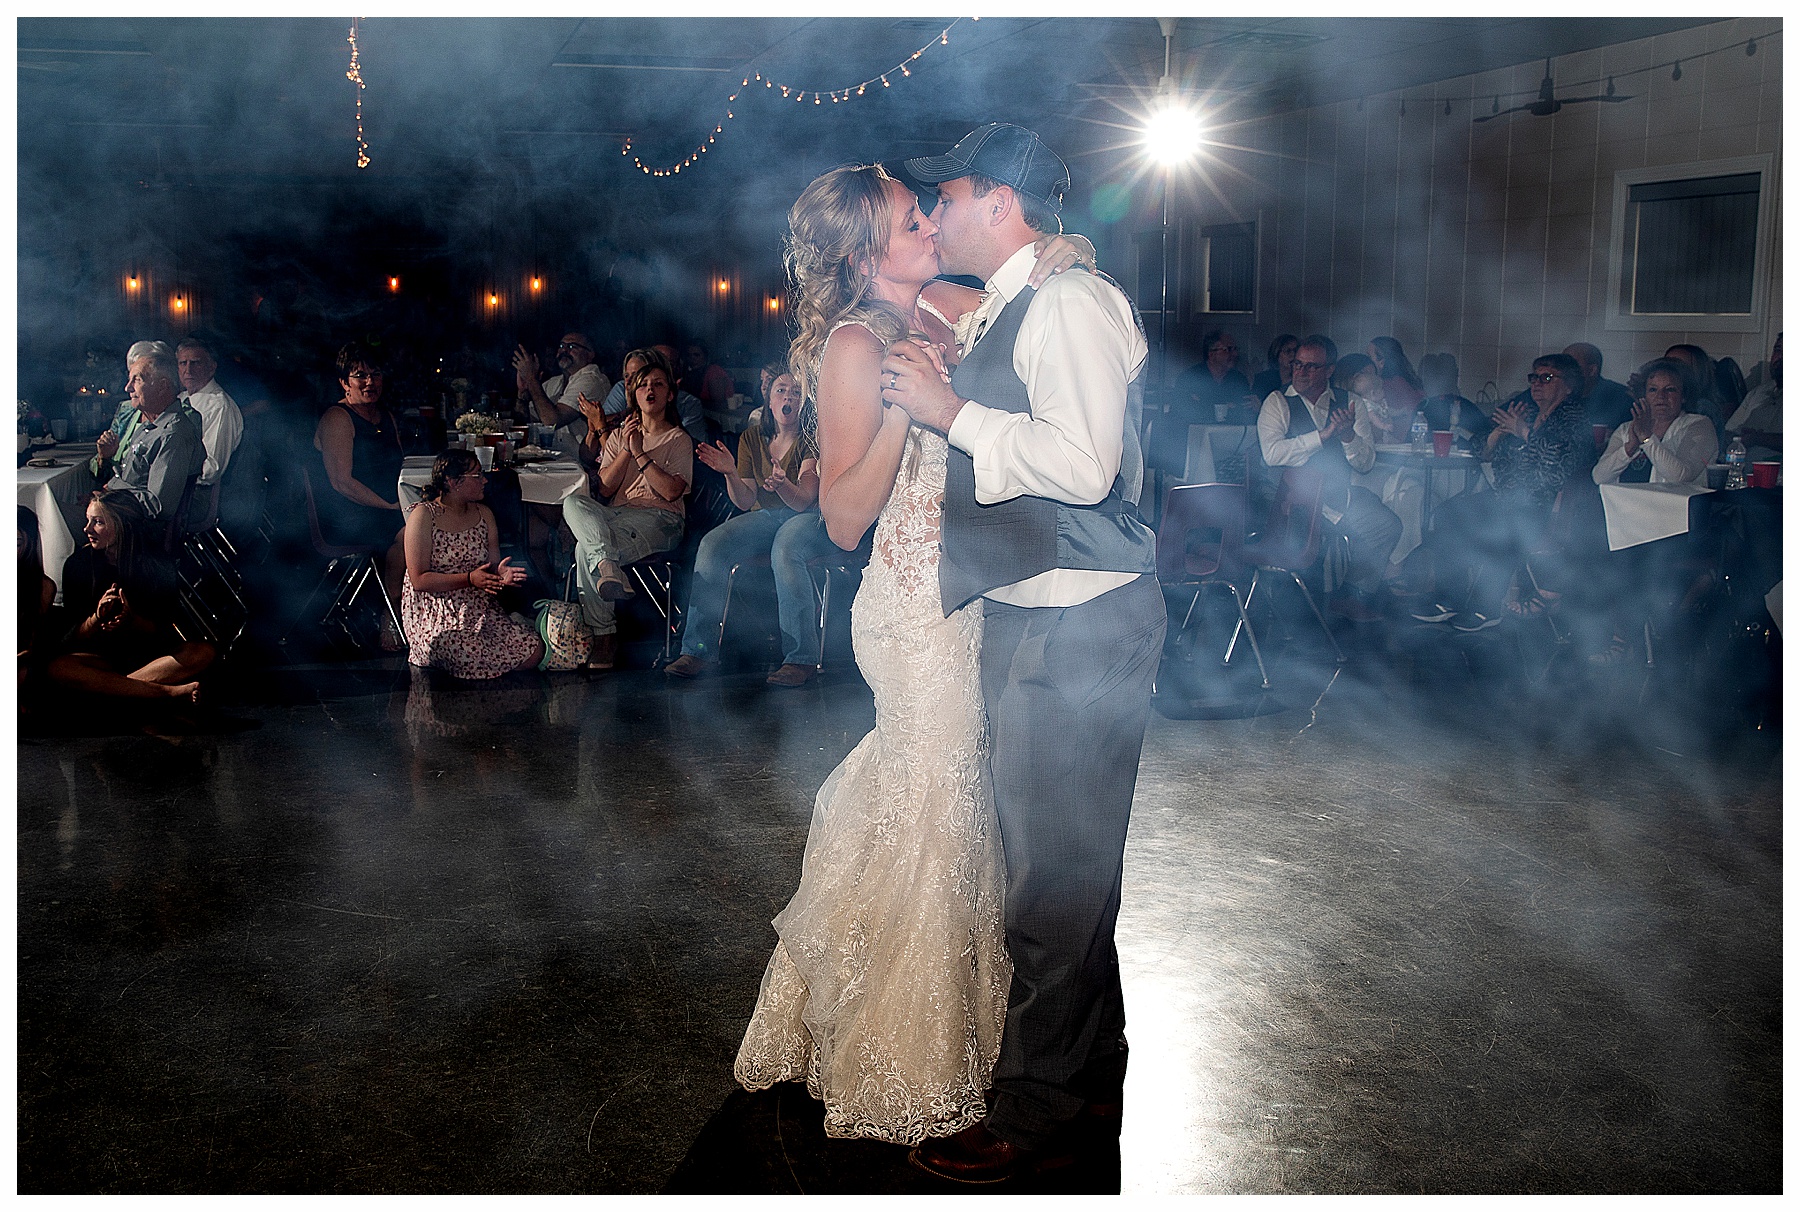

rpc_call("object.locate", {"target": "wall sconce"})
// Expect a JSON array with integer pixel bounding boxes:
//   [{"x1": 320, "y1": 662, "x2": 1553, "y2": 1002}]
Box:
[
  {"x1": 126, "y1": 275, "x2": 140, "y2": 292},
  {"x1": 171, "y1": 294, "x2": 186, "y2": 312},
  {"x1": 716, "y1": 279, "x2": 731, "y2": 295},
  {"x1": 530, "y1": 276, "x2": 543, "y2": 294},
  {"x1": 388, "y1": 276, "x2": 401, "y2": 293},
  {"x1": 487, "y1": 292, "x2": 500, "y2": 308},
  {"x1": 766, "y1": 296, "x2": 781, "y2": 313}
]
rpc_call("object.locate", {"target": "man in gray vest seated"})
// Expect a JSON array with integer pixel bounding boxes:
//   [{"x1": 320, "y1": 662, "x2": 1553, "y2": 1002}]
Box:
[
  {"x1": 1256, "y1": 334, "x2": 1403, "y2": 621},
  {"x1": 880, "y1": 122, "x2": 1166, "y2": 1184}
]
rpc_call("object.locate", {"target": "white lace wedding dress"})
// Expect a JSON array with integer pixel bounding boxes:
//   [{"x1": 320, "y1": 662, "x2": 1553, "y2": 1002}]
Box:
[{"x1": 733, "y1": 392, "x2": 1010, "y2": 1144}]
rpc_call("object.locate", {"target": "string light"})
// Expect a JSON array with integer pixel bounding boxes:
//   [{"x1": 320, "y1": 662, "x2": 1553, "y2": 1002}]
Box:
[
  {"x1": 346, "y1": 17, "x2": 370, "y2": 169},
  {"x1": 625, "y1": 19, "x2": 970, "y2": 178}
]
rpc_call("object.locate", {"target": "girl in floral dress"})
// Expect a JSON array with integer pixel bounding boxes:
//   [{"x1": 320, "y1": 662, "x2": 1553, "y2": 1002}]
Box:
[{"x1": 400, "y1": 449, "x2": 544, "y2": 679}]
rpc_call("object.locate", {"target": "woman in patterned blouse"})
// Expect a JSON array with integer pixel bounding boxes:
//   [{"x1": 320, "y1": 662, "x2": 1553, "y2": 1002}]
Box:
[{"x1": 1414, "y1": 354, "x2": 1594, "y2": 629}]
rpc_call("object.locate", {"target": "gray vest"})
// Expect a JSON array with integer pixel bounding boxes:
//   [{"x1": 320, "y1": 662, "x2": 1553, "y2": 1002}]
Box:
[
  {"x1": 939, "y1": 273, "x2": 1158, "y2": 614},
  {"x1": 1283, "y1": 386, "x2": 1354, "y2": 511}
]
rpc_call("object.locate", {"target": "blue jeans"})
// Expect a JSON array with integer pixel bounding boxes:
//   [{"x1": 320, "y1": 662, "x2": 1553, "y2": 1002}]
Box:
[
  {"x1": 561, "y1": 498, "x2": 685, "y2": 635},
  {"x1": 681, "y1": 508, "x2": 841, "y2": 666}
]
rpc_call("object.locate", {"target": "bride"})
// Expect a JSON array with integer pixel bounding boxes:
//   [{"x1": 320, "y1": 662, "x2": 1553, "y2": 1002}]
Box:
[{"x1": 733, "y1": 163, "x2": 1091, "y2": 1144}]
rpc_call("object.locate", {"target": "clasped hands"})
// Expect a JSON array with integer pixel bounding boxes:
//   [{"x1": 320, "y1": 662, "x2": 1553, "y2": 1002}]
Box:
[
  {"x1": 92, "y1": 583, "x2": 130, "y2": 632},
  {"x1": 1491, "y1": 401, "x2": 1534, "y2": 441},
  {"x1": 880, "y1": 340, "x2": 963, "y2": 433},
  {"x1": 1317, "y1": 405, "x2": 1357, "y2": 443}
]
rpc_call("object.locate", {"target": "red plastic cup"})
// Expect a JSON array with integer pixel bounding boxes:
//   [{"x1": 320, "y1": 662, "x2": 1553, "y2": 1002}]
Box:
[
  {"x1": 1432, "y1": 430, "x2": 1453, "y2": 457},
  {"x1": 1749, "y1": 461, "x2": 1779, "y2": 489}
]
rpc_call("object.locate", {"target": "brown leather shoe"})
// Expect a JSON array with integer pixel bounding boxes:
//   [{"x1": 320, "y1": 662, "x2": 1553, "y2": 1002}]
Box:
[
  {"x1": 663, "y1": 653, "x2": 711, "y2": 679},
  {"x1": 764, "y1": 662, "x2": 817, "y2": 688},
  {"x1": 585, "y1": 633, "x2": 616, "y2": 670},
  {"x1": 908, "y1": 1122, "x2": 1026, "y2": 1185}
]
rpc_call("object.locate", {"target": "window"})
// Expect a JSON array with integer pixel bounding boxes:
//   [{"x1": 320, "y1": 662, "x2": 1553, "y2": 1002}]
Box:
[
  {"x1": 1607, "y1": 155, "x2": 1775, "y2": 333},
  {"x1": 1198, "y1": 221, "x2": 1256, "y2": 315}
]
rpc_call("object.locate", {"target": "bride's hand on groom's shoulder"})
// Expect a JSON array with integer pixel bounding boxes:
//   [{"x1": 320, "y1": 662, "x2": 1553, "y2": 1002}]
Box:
[{"x1": 1028, "y1": 232, "x2": 1097, "y2": 288}]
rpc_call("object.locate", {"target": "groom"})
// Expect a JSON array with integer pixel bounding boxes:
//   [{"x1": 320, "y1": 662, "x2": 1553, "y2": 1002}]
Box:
[{"x1": 882, "y1": 123, "x2": 1166, "y2": 1183}]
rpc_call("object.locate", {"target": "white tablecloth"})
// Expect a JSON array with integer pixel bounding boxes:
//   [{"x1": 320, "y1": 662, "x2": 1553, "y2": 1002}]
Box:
[
  {"x1": 1597, "y1": 481, "x2": 1714, "y2": 551},
  {"x1": 18, "y1": 444, "x2": 99, "y2": 599},
  {"x1": 398, "y1": 457, "x2": 589, "y2": 510}
]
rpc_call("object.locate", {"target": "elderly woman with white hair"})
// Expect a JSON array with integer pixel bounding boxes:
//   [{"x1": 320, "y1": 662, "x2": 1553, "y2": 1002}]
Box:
[{"x1": 92, "y1": 340, "x2": 206, "y2": 522}]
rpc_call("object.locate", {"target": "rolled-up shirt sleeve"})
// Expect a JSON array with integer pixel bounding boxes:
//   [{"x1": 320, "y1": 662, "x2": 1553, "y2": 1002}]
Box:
[{"x1": 945, "y1": 274, "x2": 1145, "y2": 507}]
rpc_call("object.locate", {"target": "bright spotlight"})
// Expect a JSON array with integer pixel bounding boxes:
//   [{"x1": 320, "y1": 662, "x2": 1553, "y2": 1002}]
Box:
[{"x1": 1144, "y1": 102, "x2": 1203, "y2": 166}]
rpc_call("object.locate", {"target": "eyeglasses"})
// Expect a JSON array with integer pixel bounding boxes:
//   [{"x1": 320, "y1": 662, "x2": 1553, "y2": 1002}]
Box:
[
  {"x1": 557, "y1": 342, "x2": 591, "y2": 353},
  {"x1": 348, "y1": 370, "x2": 383, "y2": 381},
  {"x1": 1293, "y1": 360, "x2": 1331, "y2": 373},
  {"x1": 1527, "y1": 373, "x2": 1564, "y2": 385}
]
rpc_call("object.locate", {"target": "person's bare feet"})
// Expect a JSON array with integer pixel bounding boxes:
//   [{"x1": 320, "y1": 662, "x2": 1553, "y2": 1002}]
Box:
[{"x1": 164, "y1": 681, "x2": 201, "y2": 704}]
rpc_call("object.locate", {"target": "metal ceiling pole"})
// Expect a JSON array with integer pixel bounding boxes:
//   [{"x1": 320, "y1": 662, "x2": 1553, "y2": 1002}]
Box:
[{"x1": 1156, "y1": 17, "x2": 1178, "y2": 394}]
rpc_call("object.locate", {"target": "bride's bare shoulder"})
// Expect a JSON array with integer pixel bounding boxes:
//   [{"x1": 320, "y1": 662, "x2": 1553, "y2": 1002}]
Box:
[{"x1": 922, "y1": 279, "x2": 983, "y2": 322}]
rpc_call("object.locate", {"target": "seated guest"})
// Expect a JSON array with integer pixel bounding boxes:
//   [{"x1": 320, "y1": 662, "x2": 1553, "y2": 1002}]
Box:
[
  {"x1": 1662, "y1": 344, "x2": 1731, "y2": 438},
  {"x1": 1564, "y1": 342, "x2": 1635, "y2": 430},
  {"x1": 1338, "y1": 354, "x2": 1424, "y2": 582},
  {"x1": 1416, "y1": 354, "x2": 1593, "y2": 629},
  {"x1": 1593, "y1": 359, "x2": 1718, "y2": 486},
  {"x1": 1368, "y1": 336, "x2": 1425, "y2": 421},
  {"x1": 1725, "y1": 333, "x2": 1781, "y2": 462},
  {"x1": 665, "y1": 371, "x2": 829, "y2": 686},
  {"x1": 46, "y1": 489, "x2": 213, "y2": 704},
  {"x1": 1581, "y1": 359, "x2": 1719, "y2": 664},
  {"x1": 562, "y1": 352, "x2": 693, "y2": 670},
  {"x1": 1418, "y1": 352, "x2": 1489, "y2": 451},
  {"x1": 1250, "y1": 333, "x2": 1299, "y2": 402},
  {"x1": 401, "y1": 450, "x2": 544, "y2": 680},
  {"x1": 1175, "y1": 329, "x2": 1253, "y2": 418},
  {"x1": 175, "y1": 336, "x2": 245, "y2": 502},
  {"x1": 601, "y1": 347, "x2": 707, "y2": 445},
  {"x1": 96, "y1": 341, "x2": 205, "y2": 523},
  {"x1": 679, "y1": 340, "x2": 736, "y2": 413},
  {"x1": 18, "y1": 506, "x2": 56, "y2": 686},
  {"x1": 1257, "y1": 335, "x2": 1403, "y2": 621},
  {"x1": 654, "y1": 343, "x2": 711, "y2": 444},
  {"x1": 313, "y1": 342, "x2": 407, "y2": 646},
  {"x1": 512, "y1": 329, "x2": 610, "y2": 440}
]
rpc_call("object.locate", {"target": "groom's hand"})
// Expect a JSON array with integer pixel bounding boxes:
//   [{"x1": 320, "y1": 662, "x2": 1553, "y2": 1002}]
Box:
[{"x1": 882, "y1": 339, "x2": 966, "y2": 434}]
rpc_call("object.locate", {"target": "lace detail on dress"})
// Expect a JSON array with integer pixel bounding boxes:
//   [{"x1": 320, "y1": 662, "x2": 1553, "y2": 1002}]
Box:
[{"x1": 734, "y1": 417, "x2": 1010, "y2": 1145}]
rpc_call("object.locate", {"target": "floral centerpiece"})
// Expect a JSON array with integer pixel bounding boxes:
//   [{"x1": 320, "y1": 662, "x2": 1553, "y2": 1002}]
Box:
[{"x1": 455, "y1": 411, "x2": 499, "y2": 436}]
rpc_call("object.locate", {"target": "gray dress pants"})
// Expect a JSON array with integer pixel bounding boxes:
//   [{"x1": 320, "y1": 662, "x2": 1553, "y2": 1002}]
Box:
[{"x1": 978, "y1": 573, "x2": 1167, "y2": 1151}]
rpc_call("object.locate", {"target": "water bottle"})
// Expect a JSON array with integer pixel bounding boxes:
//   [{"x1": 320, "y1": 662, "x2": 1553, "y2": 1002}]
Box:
[
  {"x1": 1409, "y1": 413, "x2": 1430, "y2": 454},
  {"x1": 1724, "y1": 435, "x2": 1748, "y2": 489}
]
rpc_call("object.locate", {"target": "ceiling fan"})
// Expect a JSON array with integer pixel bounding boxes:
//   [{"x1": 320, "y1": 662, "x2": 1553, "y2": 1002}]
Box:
[{"x1": 1475, "y1": 58, "x2": 1634, "y2": 122}]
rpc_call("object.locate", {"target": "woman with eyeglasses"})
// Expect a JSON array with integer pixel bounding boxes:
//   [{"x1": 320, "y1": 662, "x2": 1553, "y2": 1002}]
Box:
[
  {"x1": 313, "y1": 341, "x2": 408, "y2": 645},
  {"x1": 1413, "y1": 353, "x2": 1594, "y2": 629},
  {"x1": 400, "y1": 448, "x2": 542, "y2": 679}
]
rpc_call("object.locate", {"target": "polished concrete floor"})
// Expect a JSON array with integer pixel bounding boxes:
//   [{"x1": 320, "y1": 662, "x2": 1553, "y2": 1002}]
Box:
[{"x1": 15, "y1": 609, "x2": 1782, "y2": 1193}]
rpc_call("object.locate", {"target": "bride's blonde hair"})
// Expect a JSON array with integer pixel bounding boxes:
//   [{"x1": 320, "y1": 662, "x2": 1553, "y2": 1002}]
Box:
[{"x1": 784, "y1": 163, "x2": 913, "y2": 404}]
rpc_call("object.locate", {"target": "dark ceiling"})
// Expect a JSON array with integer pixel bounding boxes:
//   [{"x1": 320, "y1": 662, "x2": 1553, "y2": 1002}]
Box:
[
  {"x1": 20, "y1": 16, "x2": 1724, "y2": 190},
  {"x1": 16, "y1": 17, "x2": 1730, "y2": 374}
]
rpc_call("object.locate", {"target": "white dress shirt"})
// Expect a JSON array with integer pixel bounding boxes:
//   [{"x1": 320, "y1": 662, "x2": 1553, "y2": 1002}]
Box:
[
  {"x1": 180, "y1": 378, "x2": 244, "y2": 487},
  {"x1": 544, "y1": 363, "x2": 608, "y2": 413},
  {"x1": 1592, "y1": 411, "x2": 1719, "y2": 485},
  {"x1": 944, "y1": 243, "x2": 1148, "y2": 608},
  {"x1": 1256, "y1": 387, "x2": 1376, "y2": 525}
]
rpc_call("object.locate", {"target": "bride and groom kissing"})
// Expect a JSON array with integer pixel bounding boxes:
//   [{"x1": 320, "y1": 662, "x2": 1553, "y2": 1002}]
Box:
[{"x1": 732, "y1": 122, "x2": 1166, "y2": 1186}]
